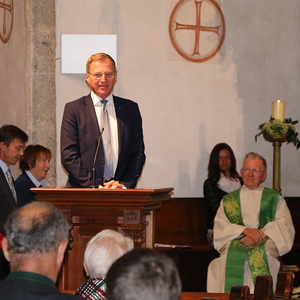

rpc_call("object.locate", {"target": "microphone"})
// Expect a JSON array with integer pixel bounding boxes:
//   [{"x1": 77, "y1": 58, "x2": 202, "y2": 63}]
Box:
[{"x1": 90, "y1": 128, "x2": 104, "y2": 188}]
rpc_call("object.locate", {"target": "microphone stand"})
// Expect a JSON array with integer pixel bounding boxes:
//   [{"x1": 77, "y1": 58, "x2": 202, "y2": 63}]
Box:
[{"x1": 90, "y1": 128, "x2": 104, "y2": 188}]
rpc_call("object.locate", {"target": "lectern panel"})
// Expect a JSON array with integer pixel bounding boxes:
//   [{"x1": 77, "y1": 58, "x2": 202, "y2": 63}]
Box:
[{"x1": 31, "y1": 187, "x2": 173, "y2": 290}]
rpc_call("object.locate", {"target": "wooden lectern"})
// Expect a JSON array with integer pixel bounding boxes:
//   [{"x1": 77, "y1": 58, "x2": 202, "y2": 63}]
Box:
[{"x1": 31, "y1": 187, "x2": 173, "y2": 291}]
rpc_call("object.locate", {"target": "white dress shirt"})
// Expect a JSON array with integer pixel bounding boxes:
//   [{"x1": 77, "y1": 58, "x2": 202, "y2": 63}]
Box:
[{"x1": 91, "y1": 91, "x2": 119, "y2": 175}]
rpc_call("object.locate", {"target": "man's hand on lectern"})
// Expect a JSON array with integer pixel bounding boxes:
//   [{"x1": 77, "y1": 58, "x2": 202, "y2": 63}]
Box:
[{"x1": 102, "y1": 180, "x2": 123, "y2": 189}]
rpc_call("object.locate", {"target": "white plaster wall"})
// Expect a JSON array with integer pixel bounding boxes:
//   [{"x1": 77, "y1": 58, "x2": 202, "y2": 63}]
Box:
[
  {"x1": 0, "y1": 1, "x2": 26, "y2": 124},
  {"x1": 55, "y1": 0, "x2": 300, "y2": 197},
  {"x1": 0, "y1": 1, "x2": 28, "y2": 178}
]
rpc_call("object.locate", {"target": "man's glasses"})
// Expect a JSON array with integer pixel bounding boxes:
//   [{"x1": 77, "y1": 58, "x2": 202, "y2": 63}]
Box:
[
  {"x1": 242, "y1": 168, "x2": 265, "y2": 174},
  {"x1": 88, "y1": 72, "x2": 115, "y2": 80}
]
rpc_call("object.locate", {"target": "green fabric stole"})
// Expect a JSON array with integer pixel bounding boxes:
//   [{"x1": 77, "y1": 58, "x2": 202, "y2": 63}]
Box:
[{"x1": 223, "y1": 188, "x2": 279, "y2": 292}]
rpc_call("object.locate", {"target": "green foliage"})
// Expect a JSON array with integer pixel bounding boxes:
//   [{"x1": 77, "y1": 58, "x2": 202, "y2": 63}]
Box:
[{"x1": 255, "y1": 117, "x2": 300, "y2": 149}]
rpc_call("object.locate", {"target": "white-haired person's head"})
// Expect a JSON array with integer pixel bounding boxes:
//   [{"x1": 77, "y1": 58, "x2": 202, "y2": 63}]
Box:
[{"x1": 84, "y1": 229, "x2": 134, "y2": 278}]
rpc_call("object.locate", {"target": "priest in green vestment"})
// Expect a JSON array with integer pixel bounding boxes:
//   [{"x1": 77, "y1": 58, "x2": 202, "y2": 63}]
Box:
[{"x1": 207, "y1": 152, "x2": 295, "y2": 293}]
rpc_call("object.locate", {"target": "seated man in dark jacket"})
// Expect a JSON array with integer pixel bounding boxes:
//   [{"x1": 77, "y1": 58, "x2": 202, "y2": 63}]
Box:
[{"x1": 0, "y1": 201, "x2": 78, "y2": 300}]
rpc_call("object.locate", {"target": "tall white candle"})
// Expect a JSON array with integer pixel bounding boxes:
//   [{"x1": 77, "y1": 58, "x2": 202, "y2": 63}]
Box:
[{"x1": 272, "y1": 100, "x2": 285, "y2": 121}]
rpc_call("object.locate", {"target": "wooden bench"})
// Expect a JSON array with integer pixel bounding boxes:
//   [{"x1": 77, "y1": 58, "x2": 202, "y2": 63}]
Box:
[
  {"x1": 61, "y1": 272, "x2": 293, "y2": 300},
  {"x1": 180, "y1": 272, "x2": 293, "y2": 300},
  {"x1": 181, "y1": 286, "x2": 250, "y2": 300}
]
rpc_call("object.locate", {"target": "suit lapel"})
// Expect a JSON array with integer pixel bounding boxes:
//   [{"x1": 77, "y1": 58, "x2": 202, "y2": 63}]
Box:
[{"x1": 113, "y1": 96, "x2": 125, "y2": 155}]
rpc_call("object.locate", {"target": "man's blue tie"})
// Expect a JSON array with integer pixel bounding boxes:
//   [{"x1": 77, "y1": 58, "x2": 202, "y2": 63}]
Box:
[{"x1": 100, "y1": 99, "x2": 114, "y2": 181}]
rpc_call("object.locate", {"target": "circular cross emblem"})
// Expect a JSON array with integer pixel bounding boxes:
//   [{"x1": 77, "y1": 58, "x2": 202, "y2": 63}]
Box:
[
  {"x1": 169, "y1": 0, "x2": 225, "y2": 63},
  {"x1": 0, "y1": 0, "x2": 13, "y2": 44}
]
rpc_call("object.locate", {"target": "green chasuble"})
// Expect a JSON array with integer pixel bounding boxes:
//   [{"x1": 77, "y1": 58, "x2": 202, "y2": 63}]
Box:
[{"x1": 223, "y1": 188, "x2": 279, "y2": 292}]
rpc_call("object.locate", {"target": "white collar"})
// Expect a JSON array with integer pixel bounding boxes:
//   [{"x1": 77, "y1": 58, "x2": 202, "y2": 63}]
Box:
[
  {"x1": 91, "y1": 91, "x2": 113, "y2": 106},
  {"x1": 25, "y1": 170, "x2": 46, "y2": 187},
  {"x1": 0, "y1": 159, "x2": 9, "y2": 174}
]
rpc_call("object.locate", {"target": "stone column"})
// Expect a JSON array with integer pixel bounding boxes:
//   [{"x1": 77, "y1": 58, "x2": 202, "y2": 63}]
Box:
[{"x1": 25, "y1": 0, "x2": 56, "y2": 186}]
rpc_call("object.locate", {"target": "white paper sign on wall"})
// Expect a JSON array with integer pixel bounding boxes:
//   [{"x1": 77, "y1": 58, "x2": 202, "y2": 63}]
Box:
[{"x1": 61, "y1": 34, "x2": 117, "y2": 74}]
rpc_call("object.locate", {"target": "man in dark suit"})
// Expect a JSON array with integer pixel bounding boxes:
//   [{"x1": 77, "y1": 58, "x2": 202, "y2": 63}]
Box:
[
  {"x1": 15, "y1": 144, "x2": 51, "y2": 205},
  {"x1": 0, "y1": 124, "x2": 28, "y2": 280},
  {"x1": 61, "y1": 53, "x2": 145, "y2": 189},
  {"x1": 0, "y1": 201, "x2": 78, "y2": 299}
]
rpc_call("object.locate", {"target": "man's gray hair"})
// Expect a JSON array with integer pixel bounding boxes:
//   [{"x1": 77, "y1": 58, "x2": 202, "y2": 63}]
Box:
[
  {"x1": 5, "y1": 201, "x2": 70, "y2": 254},
  {"x1": 244, "y1": 152, "x2": 267, "y2": 171}
]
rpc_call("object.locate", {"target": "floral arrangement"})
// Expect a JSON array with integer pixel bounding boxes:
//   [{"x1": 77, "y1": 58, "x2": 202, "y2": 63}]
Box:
[{"x1": 255, "y1": 117, "x2": 300, "y2": 149}]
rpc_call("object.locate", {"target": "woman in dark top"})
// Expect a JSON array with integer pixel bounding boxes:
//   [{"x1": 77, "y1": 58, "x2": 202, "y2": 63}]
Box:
[
  {"x1": 203, "y1": 143, "x2": 242, "y2": 244},
  {"x1": 15, "y1": 145, "x2": 51, "y2": 205}
]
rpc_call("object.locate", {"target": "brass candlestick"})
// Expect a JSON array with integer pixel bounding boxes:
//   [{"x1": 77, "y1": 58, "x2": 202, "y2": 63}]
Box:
[{"x1": 263, "y1": 132, "x2": 288, "y2": 192}]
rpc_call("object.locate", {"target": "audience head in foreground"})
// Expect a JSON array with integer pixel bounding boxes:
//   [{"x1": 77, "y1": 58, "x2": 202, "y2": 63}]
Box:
[
  {"x1": 75, "y1": 229, "x2": 134, "y2": 300},
  {"x1": 106, "y1": 248, "x2": 182, "y2": 300},
  {"x1": 0, "y1": 201, "x2": 78, "y2": 299}
]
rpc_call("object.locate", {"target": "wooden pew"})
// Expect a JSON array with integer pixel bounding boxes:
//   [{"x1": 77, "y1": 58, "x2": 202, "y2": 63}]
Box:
[
  {"x1": 253, "y1": 275, "x2": 273, "y2": 300},
  {"x1": 62, "y1": 290, "x2": 75, "y2": 294},
  {"x1": 62, "y1": 289, "x2": 250, "y2": 300},
  {"x1": 181, "y1": 286, "x2": 250, "y2": 300},
  {"x1": 274, "y1": 272, "x2": 294, "y2": 300},
  {"x1": 61, "y1": 273, "x2": 293, "y2": 300},
  {"x1": 180, "y1": 272, "x2": 293, "y2": 300}
]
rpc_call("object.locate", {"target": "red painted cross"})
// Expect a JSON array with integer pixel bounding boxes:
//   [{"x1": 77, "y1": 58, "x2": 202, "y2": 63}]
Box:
[
  {"x1": 174, "y1": 1, "x2": 220, "y2": 57},
  {"x1": 169, "y1": 0, "x2": 225, "y2": 63},
  {"x1": 0, "y1": 1, "x2": 12, "y2": 34},
  {"x1": 0, "y1": 0, "x2": 13, "y2": 43}
]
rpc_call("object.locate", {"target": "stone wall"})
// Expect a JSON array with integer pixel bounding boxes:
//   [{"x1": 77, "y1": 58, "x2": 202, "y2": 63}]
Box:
[{"x1": 0, "y1": 0, "x2": 56, "y2": 185}]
